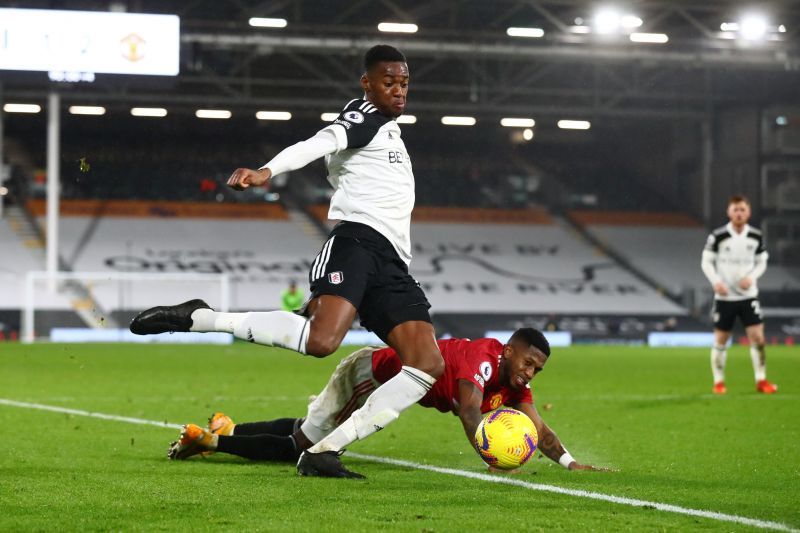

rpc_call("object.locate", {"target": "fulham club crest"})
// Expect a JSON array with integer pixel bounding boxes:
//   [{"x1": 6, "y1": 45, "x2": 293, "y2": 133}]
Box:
[{"x1": 328, "y1": 271, "x2": 344, "y2": 285}]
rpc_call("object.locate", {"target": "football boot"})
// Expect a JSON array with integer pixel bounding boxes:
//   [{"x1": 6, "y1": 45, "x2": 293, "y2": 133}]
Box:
[{"x1": 130, "y1": 299, "x2": 210, "y2": 335}]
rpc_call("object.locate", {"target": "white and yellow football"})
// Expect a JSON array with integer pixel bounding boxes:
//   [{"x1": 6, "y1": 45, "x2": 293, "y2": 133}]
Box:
[{"x1": 475, "y1": 408, "x2": 538, "y2": 470}]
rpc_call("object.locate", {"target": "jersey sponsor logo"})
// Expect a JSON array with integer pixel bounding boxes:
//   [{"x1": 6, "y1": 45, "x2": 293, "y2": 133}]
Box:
[
  {"x1": 388, "y1": 151, "x2": 404, "y2": 164},
  {"x1": 343, "y1": 110, "x2": 364, "y2": 124},
  {"x1": 328, "y1": 271, "x2": 344, "y2": 284},
  {"x1": 333, "y1": 118, "x2": 352, "y2": 129},
  {"x1": 489, "y1": 393, "x2": 503, "y2": 410},
  {"x1": 479, "y1": 361, "x2": 493, "y2": 380}
]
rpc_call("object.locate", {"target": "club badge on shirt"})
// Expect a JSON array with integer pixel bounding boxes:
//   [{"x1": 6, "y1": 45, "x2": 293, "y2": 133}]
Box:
[{"x1": 328, "y1": 271, "x2": 344, "y2": 285}]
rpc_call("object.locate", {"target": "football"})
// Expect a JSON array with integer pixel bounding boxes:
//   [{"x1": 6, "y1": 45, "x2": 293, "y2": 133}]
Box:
[{"x1": 475, "y1": 408, "x2": 538, "y2": 470}]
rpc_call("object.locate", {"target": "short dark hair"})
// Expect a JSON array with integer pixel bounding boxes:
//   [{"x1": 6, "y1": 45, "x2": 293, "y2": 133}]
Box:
[
  {"x1": 509, "y1": 327, "x2": 551, "y2": 357},
  {"x1": 364, "y1": 44, "x2": 406, "y2": 72},
  {"x1": 729, "y1": 194, "x2": 750, "y2": 206}
]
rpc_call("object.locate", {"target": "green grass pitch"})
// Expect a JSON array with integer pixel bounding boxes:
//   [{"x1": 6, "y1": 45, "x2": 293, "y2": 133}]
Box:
[{"x1": 1, "y1": 342, "x2": 798, "y2": 531}]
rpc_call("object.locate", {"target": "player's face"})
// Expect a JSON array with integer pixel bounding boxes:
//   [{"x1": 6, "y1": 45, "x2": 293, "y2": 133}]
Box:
[
  {"x1": 500, "y1": 342, "x2": 548, "y2": 391},
  {"x1": 361, "y1": 61, "x2": 409, "y2": 118},
  {"x1": 727, "y1": 201, "x2": 751, "y2": 226}
]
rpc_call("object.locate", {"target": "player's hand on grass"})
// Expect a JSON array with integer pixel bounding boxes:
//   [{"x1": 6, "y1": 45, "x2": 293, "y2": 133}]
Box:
[
  {"x1": 227, "y1": 167, "x2": 271, "y2": 191},
  {"x1": 713, "y1": 281, "x2": 728, "y2": 296},
  {"x1": 738, "y1": 277, "x2": 752, "y2": 290},
  {"x1": 569, "y1": 462, "x2": 616, "y2": 472}
]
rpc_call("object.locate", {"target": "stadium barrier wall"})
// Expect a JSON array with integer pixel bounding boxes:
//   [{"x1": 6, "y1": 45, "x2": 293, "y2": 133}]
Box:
[{"x1": 50, "y1": 328, "x2": 233, "y2": 344}]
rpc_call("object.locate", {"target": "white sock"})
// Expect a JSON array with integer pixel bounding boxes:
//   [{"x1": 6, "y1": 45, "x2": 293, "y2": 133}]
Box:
[
  {"x1": 750, "y1": 344, "x2": 766, "y2": 382},
  {"x1": 308, "y1": 366, "x2": 436, "y2": 453},
  {"x1": 191, "y1": 309, "x2": 309, "y2": 354},
  {"x1": 711, "y1": 345, "x2": 727, "y2": 384}
]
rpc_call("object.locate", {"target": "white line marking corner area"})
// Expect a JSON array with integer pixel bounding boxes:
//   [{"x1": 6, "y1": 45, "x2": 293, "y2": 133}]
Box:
[{"x1": 1, "y1": 398, "x2": 795, "y2": 533}]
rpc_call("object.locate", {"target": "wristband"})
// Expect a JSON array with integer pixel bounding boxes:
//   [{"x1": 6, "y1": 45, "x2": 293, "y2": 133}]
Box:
[{"x1": 558, "y1": 452, "x2": 575, "y2": 469}]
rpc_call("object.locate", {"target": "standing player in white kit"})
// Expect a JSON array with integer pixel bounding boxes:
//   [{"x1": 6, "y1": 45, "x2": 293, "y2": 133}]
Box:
[{"x1": 701, "y1": 195, "x2": 777, "y2": 395}]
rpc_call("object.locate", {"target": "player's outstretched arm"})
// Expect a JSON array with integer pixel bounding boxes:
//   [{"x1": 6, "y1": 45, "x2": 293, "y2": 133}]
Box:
[
  {"x1": 515, "y1": 402, "x2": 611, "y2": 472},
  {"x1": 229, "y1": 128, "x2": 340, "y2": 192},
  {"x1": 227, "y1": 167, "x2": 271, "y2": 191},
  {"x1": 456, "y1": 380, "x2": 486, "y2": 452}
]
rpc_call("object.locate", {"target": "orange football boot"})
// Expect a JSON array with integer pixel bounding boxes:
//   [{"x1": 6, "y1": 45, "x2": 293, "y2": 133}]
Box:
[
  {"x1": 167, "y1": 424, "x2": 216, "y2": 460},
  {"x1": 756, "y1": 380, "x2": 778, "y2": 394},
  {"x1": 208, "y1": 412, "x2": 235, "y2": 436}
]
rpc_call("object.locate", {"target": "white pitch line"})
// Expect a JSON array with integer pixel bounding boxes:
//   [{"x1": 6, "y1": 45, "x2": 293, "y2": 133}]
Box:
[
  {"x1": 346, "y1": 452, "x2": 797, "y2": 532},
  {"x1": 0, "y1": 398, "x2": 181, "y2": 430},
  {"x1": 1, "y1": 398, "x2": 796, "y2": 532}
]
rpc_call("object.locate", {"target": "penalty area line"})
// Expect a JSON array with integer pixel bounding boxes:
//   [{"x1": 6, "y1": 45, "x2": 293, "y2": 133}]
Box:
[{"x1": 1, "y1": 398, "x2": 795, "y2": 533}]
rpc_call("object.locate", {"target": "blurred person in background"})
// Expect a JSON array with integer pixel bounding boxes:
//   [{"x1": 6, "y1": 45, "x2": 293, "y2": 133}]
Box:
[
  {"x1": 701, "y1": 195, "x2": 777, "y2": 395},
  {"x1": 281, "y1": 280, "x2": 304, "y2": 312}
]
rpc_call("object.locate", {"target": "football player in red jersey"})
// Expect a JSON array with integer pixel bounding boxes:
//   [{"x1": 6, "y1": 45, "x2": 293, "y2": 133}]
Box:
[{"x1": 168, "y1": 328, "x2": 603, "y2": 473}]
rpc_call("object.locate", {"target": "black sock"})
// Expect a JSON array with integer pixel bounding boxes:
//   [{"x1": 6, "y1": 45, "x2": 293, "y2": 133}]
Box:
[
  {"x1": 216, "y1": 434, "x2": 300, "y2": 462},
  {"x1": 233, "y1": 418, "x2": 302, "y2": 437}
]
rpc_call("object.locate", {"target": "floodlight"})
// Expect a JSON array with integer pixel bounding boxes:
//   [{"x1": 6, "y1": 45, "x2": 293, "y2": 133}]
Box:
[
  {"x1": 378, "y1": 22, "x2": 418, "y2": 33},
  {"x1": 740, "y1": 14, "x2": 768, "y2": 40},
  {"x1": 441, "y1": 116, "x2": 476, "y2": 126},
  {"x1": 69, "y1": 106, "x2": 106, "y2": 115},
  {"x1": 131, "y1": 107, "x2": 167, "y2": 117},
  {"x1": 396, "y1": 115, "x2": 417, "y2": 124},
  {"x1": 506, "y1": 27, "x2": 545, "y2": 38},
  {"x1": 620, "y1": 15, "x2": 643, "y2": 28},
  {"x1": 3, "y1": 103, "x2": 41, "y2": 113},
  {"x1": 320, "y1": 113, "x2": 338, "y2": 121},
  {"x1": 594, "y1": 8, "x2": 620, "y2": 34},
  {"x1": 522, "y1": 128, "x2": 534, "y2": 141},
  {"x1": 501, "y1": 118, "x2": 535, "y2": 128},
  {"x1": 256, "y1": 111, "x2": 292, "y2": 120},
  {"x1": 558, "y1": 120, "x2": 591, "y2": 130},
  {"x1": 630, "y1": 32, "x2": 669, "y2": 44},
  {"x1": 249, "y1": 17, "x2": 287, "y2": 28},
  {"x1": 195, "y1": 109, "x2": 232, "y2": 119}
]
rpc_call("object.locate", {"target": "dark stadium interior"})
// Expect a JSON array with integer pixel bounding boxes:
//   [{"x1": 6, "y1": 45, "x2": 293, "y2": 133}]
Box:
[{"x1": 1, "y1": 0, "x2": 800, "y2": 341}]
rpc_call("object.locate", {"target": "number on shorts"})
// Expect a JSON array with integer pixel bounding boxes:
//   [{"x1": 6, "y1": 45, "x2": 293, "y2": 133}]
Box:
[{"x1": 751, "y1": 300, "x2": 763, "y2": 319}]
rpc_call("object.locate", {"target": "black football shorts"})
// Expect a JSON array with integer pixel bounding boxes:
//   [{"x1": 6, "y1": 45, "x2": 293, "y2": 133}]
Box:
[
  {"x1": 307, "y1": 221, "x2": 432, "y2": 342},
  {"x1": 712, "y1": 298, "x2": 764, "y2": 331}
]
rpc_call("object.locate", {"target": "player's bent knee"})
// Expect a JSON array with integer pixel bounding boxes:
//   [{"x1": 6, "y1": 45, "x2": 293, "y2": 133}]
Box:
[
  {"x1": 414, "y1": 353, "x2": 445, "y2": 380},
  {"x1": 304, "y1": 332, "x2": 341, "y2": 358}
]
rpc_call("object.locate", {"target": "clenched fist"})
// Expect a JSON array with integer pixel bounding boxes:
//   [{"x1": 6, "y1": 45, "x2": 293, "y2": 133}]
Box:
[{"x1": 227, "y1": 167, "x2": 272, "y2": 191}]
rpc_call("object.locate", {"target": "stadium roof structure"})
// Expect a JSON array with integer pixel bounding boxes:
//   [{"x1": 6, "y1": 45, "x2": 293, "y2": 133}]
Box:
[{"x1": 3, "y1": 0, "x2": 800, "y2": 121}]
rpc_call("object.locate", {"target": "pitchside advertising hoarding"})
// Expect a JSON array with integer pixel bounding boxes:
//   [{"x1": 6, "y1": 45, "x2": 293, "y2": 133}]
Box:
[{"x1": 0, "y1": 8, "x2": 179, "y2": 77}]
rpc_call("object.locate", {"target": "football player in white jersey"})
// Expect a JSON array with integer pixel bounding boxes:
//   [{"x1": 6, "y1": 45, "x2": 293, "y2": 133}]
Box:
[
  {"x1": 130, "y1": 45, "x2": 444, "y2": 477},
  {"x1": 701, "y1": 195, "x2": 777, "y2": 395}
]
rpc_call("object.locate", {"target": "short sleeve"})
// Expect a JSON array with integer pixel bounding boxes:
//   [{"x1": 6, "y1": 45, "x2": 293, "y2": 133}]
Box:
[
  {"x1": 327, "y1": 99, "x2": 391, "y2": 149},
  {"x1": 456, "y1": 339, "x2": 501, "y2": 393},
  {"x1": 704, "y1": 233, "x2": 718, "y2": 253}
]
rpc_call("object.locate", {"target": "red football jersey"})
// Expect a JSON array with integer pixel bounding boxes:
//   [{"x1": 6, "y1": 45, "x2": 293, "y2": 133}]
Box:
[{"x1": 371, "y1": 338, "x2": 532, "y2": 414}]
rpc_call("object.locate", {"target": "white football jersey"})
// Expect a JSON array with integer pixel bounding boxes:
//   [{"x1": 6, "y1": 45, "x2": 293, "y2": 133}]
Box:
[
  {"x1": 323, "y1": 98, "x2": 415, "y2": 264},
  {"x1": 701, "y1": 222, "x2": 768, "y2": 301}
]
